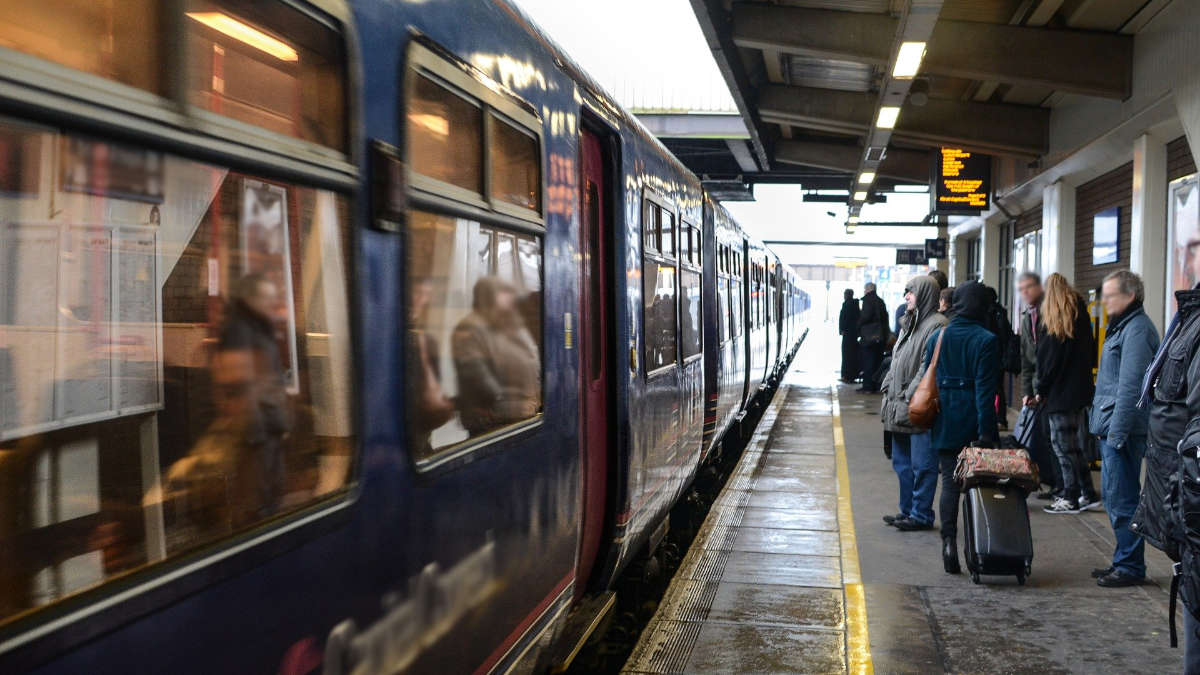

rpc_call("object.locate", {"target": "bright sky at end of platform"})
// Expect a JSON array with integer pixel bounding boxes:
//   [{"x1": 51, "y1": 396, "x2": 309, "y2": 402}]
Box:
[
  {"x1": 513, "y1": 0, "x2": 937, "y2": 265},
  {"x1": 511, "y1": 0, "x2": 735, "y2": 112}
]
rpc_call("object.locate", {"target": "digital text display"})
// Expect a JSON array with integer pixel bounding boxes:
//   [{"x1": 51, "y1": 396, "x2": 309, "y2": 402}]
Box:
[{"x1": 933, "y1": 147, "x2": 990, "y2": 214}]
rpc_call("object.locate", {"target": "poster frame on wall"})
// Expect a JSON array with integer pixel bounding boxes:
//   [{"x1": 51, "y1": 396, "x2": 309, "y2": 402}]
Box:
[
  {"x1": 239, "y1": 178, "x2": 300, "y2": 395},
  {"x1": 1166, "y1": 173, "x2": 1200, "y2": 327}
]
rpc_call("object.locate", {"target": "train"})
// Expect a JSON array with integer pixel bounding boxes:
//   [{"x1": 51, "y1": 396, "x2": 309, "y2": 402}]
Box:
[{"x1": 0, "y1": 1, "x2": 808, "y2": 672}]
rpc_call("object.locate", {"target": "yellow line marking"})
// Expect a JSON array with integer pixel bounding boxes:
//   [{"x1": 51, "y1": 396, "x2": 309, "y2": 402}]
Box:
[{"x1": 832, "y1": 386, "x2": 873, "y2": 675}]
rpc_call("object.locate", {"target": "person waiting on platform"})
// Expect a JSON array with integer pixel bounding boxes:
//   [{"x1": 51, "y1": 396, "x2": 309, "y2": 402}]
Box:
[
  {"x1": 1132, "y1": 265, "x2": 1200, "y2": 670},
  {"x1": 1018, "y1": 272, "x2": 1063, "y2": 501},
  {"x1": 938, "y1": 287, "x2": 954, "y2": 317},
  {"x1": 839, "y1": 289, "x2": 861, "y2": 383},
  {"x1": 920, "y1": 281, "x2": 998, "y2": 574},
  {"x1": 1088, "y1": 271, "x2": 1159, "y2": 587},
  {"x1": 857, "y1": 282, "x2": 889, "y2": 393},
  {"x1": 880, "y1": 275, "x2": 946, "y2": 531},
  {"x1": 928, "y1": 269, "x2": 948, "y2": 291},
  {"x1": 1036, "y1": 273, "x2": 1101, "y2": 515}
]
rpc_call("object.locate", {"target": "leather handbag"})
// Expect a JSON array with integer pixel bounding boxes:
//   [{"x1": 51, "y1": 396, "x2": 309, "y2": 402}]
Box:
[{"x1": 907, "y1": 329, "x2": 944, "y2": 429}]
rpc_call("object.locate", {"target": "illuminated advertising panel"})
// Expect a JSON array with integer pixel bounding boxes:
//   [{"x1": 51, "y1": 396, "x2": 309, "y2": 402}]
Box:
[{"x1": 932, "y1": 147, "x2": 990, "y2": 215}]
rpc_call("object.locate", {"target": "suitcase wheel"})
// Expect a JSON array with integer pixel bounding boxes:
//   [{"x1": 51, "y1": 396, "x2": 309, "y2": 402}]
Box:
[{"x1": 970, "y1": 571, "x2": 981, "y2": 584}]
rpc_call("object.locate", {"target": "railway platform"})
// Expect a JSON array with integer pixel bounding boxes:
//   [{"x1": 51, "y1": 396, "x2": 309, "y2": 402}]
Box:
[{"x1": 625, "y1": 367, "x2": 1185, "y2": 673}]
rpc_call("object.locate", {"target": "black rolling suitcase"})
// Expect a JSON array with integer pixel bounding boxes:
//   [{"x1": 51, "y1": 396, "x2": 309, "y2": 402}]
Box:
[{"x1": 962, "y1": 483, "x2": 1033, "y2": 585}]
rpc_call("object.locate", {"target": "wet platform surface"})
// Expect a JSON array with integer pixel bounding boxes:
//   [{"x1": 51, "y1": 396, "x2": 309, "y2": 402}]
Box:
[{"x1": 625, "y1": 356, "x2": 1186, "y2": 673}]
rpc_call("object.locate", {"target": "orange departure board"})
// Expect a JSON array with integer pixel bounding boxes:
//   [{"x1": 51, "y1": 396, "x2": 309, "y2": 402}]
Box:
[{"x1": 932, "y1": 147, "x2": 990, "y2": 214}]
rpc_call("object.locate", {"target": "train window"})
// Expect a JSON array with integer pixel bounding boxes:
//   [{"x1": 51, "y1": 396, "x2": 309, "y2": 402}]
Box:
[
  {"x1": 731, "y1": 279, "x2": 743, "y2": 337},
  {"x1": 680, "y1": 269, "x2": 702, "y2": 359},
  {"x1": 642, "y1": 201, "x2": 658, "y2": 253},
  {"x1": 0, "y1": 1, "x2": 165, "y2": 95},
  {"x1": 643, "y1": 260, "x2": 677, "y2": 371},
  {"x1": 716, "y1": 278, "x2": 728, "y2": 342},
  {"x1": 679, "y1": 227, "x2": 691, "y2": 264},
  {"x1": 489, "y1": 114, "x2": 540, "y2": 211},
  {"x1": 406, "y1": 212, "x2": 543, "y2": 458},
  {"x1": 186, "y1": 1, "x2": 347, "y2": 150},
  {"x1": 408, "y1": 73, "x2": 483, "y2": 194},
  {"x1": 660, "y1": 210, "x2": 676, "y2": 258},
  {"x1": 0, "y1": 122, "x2": 356, "y2": 627}
]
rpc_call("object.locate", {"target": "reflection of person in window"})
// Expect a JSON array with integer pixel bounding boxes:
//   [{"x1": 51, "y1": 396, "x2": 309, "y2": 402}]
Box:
[
  {"x1": 408, "y1": 278, "x2": 454, "y2": 456},
  {"x1": 159, "y1": 275, "x2": 291, "y2": 537},
  {"x1": 452, "y1": 277, "x2": 540, "y2": 437}
]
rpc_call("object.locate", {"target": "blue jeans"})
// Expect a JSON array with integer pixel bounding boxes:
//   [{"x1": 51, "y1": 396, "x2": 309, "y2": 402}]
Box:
[
  {"x1": 1099, "y1": 437, "x2": 1146, "y2": 578},
  {"x1": 892, "y1": 431, "x2": 937, "y2": 525}
]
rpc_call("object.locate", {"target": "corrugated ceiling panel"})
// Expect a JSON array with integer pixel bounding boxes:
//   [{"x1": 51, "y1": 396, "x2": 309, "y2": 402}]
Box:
[
  {"x1": 786, "y1": 55, "x2": 876, "y2": 92},
  {"x1": 939, "y1": 0, "x2": 1025, "y2": 23}
]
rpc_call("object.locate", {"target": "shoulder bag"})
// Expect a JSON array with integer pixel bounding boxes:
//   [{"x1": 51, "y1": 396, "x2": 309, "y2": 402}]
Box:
[{"x1": 907, "y1": 328, "x2": 944, "y2": 429}]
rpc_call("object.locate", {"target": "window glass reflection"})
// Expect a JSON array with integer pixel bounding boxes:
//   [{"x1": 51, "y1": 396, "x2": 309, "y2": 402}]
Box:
[
  {"x1": 643, "y1": 261, "x2": 677, "y2": 370},
  {"x1": 0, "y1": 122, "x2": 355, "y2": 625},
  {"x1": 408, "y1": 74, "x2": 483, "y2": 193},
  {"x1": 489, "y1": 116, "x2": 540, "y2": 211},
  {"x1": 680, "y1": 269, "x2": 701, "y2": 358},
  {"x1": 406, "y1": 211, "x2": 543, "y2": 457}
]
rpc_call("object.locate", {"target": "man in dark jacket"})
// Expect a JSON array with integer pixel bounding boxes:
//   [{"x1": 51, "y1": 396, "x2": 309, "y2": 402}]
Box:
[
  {"x1": 857, "y1": 282, "x2": 889, "y2": 393},
  {"x1": 922, "y1": 281, "x2": 999, "y2": 573},
  {"x1": 839, "y1": 289, "x2": 861, "y2": 383},
  {"x1": 1017, "y1": 272, "x2": 1061, "y2": 500},
  {"x1": 1089, "y1": 271, "x2": 1159, "y2": 587},
  {"x1": 1131, "y1": 283, "x2": 1200, "y2": 667}
]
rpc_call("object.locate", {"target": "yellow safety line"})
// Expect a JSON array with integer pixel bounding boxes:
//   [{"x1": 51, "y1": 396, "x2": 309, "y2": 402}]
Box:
[{"x1": 832, "y1": 386, "x2": 873, "y2": 675}]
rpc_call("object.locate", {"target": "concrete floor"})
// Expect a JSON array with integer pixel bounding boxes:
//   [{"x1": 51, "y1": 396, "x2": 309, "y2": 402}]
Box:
[
  {"x1": 625, "y1": 323, "x2": 1185, "y2": 673},
  {"x1": 841, "y1": 383, "x2": 1184, "y2": 674}
]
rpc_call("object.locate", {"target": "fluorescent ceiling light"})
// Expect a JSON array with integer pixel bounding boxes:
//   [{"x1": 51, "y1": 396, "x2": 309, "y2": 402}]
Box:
[
  {"x1": 876, "y1": 106, "x2": 901, "y2": 129},
  {"x1": 853, "y1": 191, "x2": 868, "y2": 201},
  {"x1": 858, "y1": 172, "x2": 875, "y2": 184},
  {"x1": 847, "y1": 216, "x2": 860, "y2": 224},
  {"x1": 893, "y1": 41, "x2": 926, "y2": 79},
  {"x1": 894, "y1": 184, "x2": 929, "y2": 193},
  {"x1": 845, "y1": 225, "x2": 857, "y2": 234},
  {"x1": 187, "y1": 12, "x2": 299, "y2": 62}
]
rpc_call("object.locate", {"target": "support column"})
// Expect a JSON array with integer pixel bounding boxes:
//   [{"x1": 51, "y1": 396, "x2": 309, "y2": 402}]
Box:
[
  {"x1": 980, "y1": 218, "x2": 1001, "y2": 290},
  {"x1": 1131, "y1": 133, "x2": 1168, "y2": 335},
  {"x1": 1041, "y1": 181, "x2": 1076, "y2": 280},
  {"x1": 949, "y1": 235, "x2": 968, "y2": 285}
]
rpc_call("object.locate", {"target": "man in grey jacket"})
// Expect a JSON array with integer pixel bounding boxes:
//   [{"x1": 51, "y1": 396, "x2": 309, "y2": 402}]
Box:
[
  {"x1": 1018, "y1": 272, "x2": 1062, "y2": 500},
  {"x1": 880, "y1": 275, "x2": 948, "y2": 531},
  {"x1": 1090, "y1": 271, "x2": 1160, "y2": 587}
]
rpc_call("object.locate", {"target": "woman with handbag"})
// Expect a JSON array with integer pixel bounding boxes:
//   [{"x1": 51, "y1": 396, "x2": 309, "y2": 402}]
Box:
[
  {"x1": 912, "y1": 281, "x2": 999, "y2": 573},
  {"x1": 880, "y1": 275, "x2": 947, "y2": 531}
]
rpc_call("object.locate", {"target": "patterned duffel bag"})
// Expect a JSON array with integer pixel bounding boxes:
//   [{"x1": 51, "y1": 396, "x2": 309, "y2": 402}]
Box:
[{"x1": 954, "y1": 446, "x2": 1040, "y2": 492}]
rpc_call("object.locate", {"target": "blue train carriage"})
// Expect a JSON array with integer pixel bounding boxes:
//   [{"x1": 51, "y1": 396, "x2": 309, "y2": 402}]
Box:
[{"x1": 0, "y1": 0, "x2": 802, "y2": 673}]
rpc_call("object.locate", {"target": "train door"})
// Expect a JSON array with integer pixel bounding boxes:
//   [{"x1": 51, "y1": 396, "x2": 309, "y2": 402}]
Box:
[{"x1": 576, "y1": 127, "x2": 613, "y2": 595}]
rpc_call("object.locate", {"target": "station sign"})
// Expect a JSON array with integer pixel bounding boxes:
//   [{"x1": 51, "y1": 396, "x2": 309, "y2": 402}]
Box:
[
  {"x1": 932, "y1": 147, "x2": 991, "y2": 215},
  {"x1": 924, "y1": 237, "x2": 948, "y2": 259},
  {"x1": 896, "y1": 248, "x2": 928, "y2": 266}
]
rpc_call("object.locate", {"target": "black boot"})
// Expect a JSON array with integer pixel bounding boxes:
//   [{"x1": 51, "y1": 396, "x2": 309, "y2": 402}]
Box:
[{"x1": 942, "y1": 537, "x2": 960, "y2": 575}]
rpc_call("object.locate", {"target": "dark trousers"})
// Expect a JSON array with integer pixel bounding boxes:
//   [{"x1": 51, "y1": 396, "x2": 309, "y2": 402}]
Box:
[
  {"x1": 938, "y1": 451, "x2": 960, "y2": 541},
  {"x1": 1048, "y1": 409, "x2": 1098, "y2": 503},
  {"x1": 859, "y1": 342, "x2": 884, "y2": 391},
  {"x1": 1187, "y1": 607, "x2": 1200, "y2": 675},
  {"x1": 841, "y1": 335, "x2": 860, "y2": 380}
]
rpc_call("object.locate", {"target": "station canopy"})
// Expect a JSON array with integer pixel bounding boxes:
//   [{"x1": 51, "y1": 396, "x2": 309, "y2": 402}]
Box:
[{"x1": 675, "y1": 0, "x2": 1160, "y2": 211}]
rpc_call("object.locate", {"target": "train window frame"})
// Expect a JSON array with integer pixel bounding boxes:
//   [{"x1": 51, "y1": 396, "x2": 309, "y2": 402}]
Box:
[
  {"x1": 0, "y1": 0, "x2": 364, "y2": 660},
  {"x1": 641, "y1": 189, "x2": 679, "y2": 378},
  {"x1": 678, "y1": 219, "x2": 703, "y2": 364},
  {"x1": 403, "y1": 40, "x2": 545, "y2": 232},
  {"x1": 399, "y1": 39, "x2": 547, "y2": 473}
]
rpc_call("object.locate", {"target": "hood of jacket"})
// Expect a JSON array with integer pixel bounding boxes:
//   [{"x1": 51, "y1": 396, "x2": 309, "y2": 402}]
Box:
[{"x1": 952, "y1": 281, "x2": 991, "y2": 322}]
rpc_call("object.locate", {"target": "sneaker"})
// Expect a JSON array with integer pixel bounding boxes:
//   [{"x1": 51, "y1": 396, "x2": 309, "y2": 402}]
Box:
[
  {"x1": 1091, "y1": 566, "x2": 1115, "y2": 579},
  {"x1": 1043, "y1": 497, "x2": 1081, "y2": 514},
  {"x1": 1097, "y1": 570, "x2": 1145, "y2": 587},
  {"x1": 882, "y1": 513, "x2": 906, "y2": 526},
  {"x1": 1078, "y1": 496, "x2": 1103, "y2": 512}
]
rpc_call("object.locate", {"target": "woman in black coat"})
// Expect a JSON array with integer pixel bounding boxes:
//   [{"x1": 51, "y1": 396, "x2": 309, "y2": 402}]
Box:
[
  {"x1": 839, "y1": 289, "x2": 861, "y2": 382},
  {"x1": 1035, "y1": 273, "x2": 1099, "y2": 514}
]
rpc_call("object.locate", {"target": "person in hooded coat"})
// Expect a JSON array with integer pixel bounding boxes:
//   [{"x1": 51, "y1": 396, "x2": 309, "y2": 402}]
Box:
[
  {"x1": 921, "y1": 281, "x2": 1000, "y2": 573},
  {"x1": 839, "y1": 289, "x2": 861, "y2": 383},
  {"x1": 880, "y1": 276, "x2": 947, "y2": 531}
]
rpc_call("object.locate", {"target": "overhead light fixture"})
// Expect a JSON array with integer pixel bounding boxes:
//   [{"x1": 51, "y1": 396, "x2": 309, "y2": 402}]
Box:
[
  {"x1": 858, "y1": 172, "x2": 875, "y2": 184},
  {"x1": 853, "y1": 191, "x2": 868, "y2": 201},
  {"x1": 187, "y1": 12, "x2": 299, "y2": 62},
  {"x1": 848, "y1": 216, "x2": 860, "y2": 224},
  {"x1": 876, "y1": 106, "x2": 901, "y2": 129},
  {"x1": 845, "y1": 225, "x2": 857, "y2": 234},
  {"x1": 893, "y1": 41, "x2": 927, "y2": 79}
]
